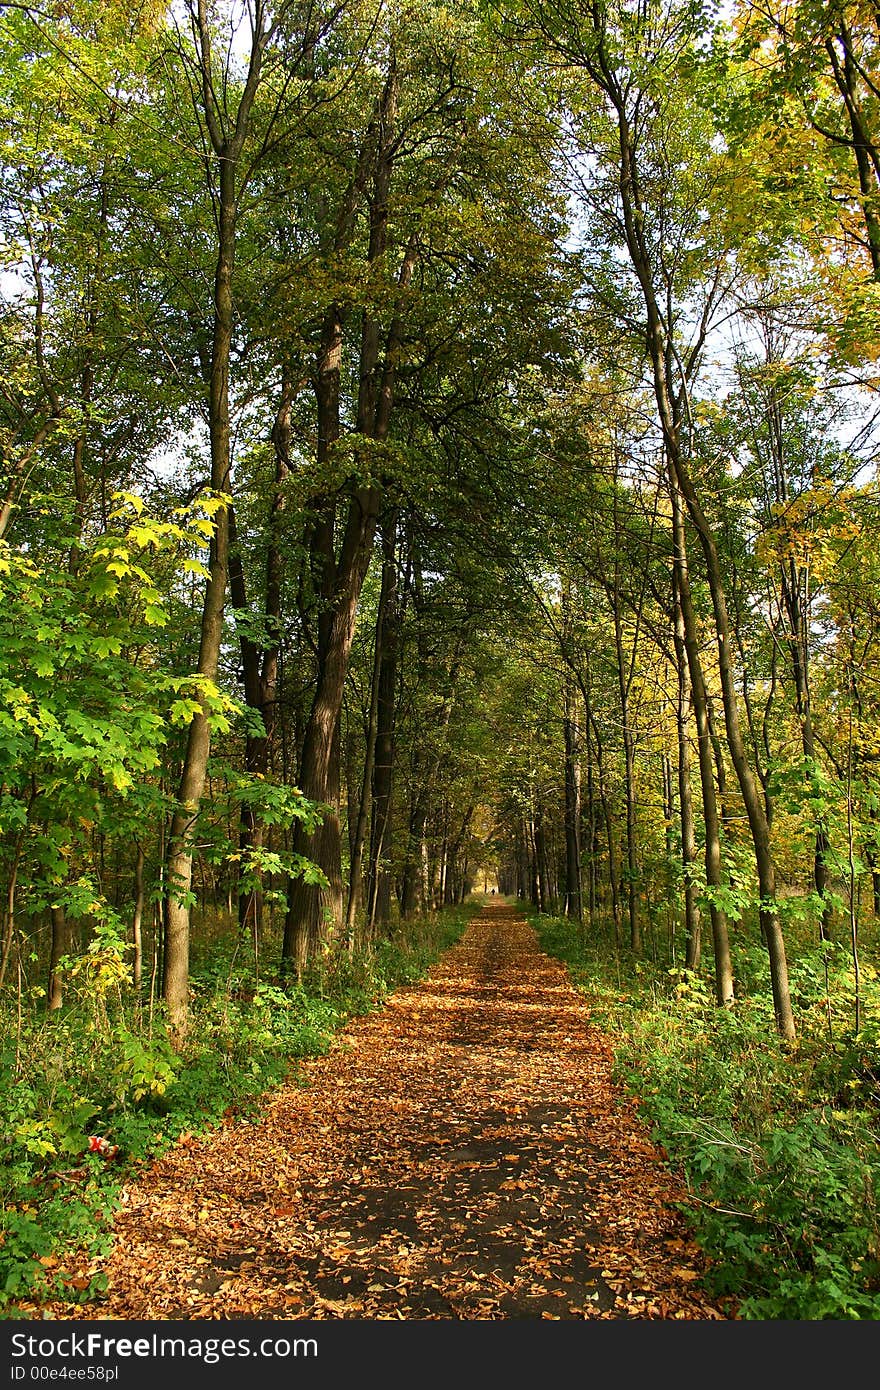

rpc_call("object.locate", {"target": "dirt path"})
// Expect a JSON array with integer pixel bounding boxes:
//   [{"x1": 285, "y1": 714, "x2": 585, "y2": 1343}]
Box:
[{"x1": 44, "y1": 902, "x2": 730, "y2": 1320}]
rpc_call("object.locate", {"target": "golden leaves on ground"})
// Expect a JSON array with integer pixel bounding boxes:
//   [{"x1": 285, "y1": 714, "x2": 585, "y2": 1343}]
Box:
[{"x1": 38, "y1": 904, "x2": 731, "y2": 1321}]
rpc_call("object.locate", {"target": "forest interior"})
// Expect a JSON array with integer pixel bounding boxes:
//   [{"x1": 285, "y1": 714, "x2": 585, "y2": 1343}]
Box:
[{"x1": 2, "y1": 0, "x2": 880, "y2": 1326}]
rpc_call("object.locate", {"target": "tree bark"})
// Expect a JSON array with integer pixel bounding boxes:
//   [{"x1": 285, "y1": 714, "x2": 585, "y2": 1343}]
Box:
[
  {"x1": 563, "y1": 679, "x2": 584, "y2": 924},
  {"x1": 611, "y1": 579, "x2": 640, "y2": 952},
  {"x1": 367, "y1": 511, "x2": 400, "y2": 933},
  {"x1": 163, "y1": 157, "x2": 235, "y2": 1035},
  {"x1": 281, "y1": 59, "x2": 417, "y2": 968},
  {"x1": 132, "y1": 844, "x2": 144, "y2": 993},
  {"x1": 401, "y1": 782, "x2": 429, "y2": 918},
  {"x1": 47, "y1": 905, "x2": 69, "y2": 1012},
  {"x1": 282, "y1": 497, "x2": 379, "y2": 971},
  {"x1": 228, "y1": 372, "x2": 292, "y2": 956},
  {"x1": 672, "y1": 571, "x2": 701, "y2": 970},
  {"x1": 163, "y1": 2, "x2": 269, "y2": 1034},
  {"x1": 670, "y1": 484, "x2": 733, "y2": 1000},
  {"x1": 586, "y1": 704, "x2": 622, "y2": 947},
  {"x1": 345, "y1": 554, "x2": 387, "y2": 943}
]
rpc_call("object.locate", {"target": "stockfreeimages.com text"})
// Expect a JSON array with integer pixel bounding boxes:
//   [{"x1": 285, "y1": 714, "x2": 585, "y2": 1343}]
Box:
[{"x1": 10, "y1": 1334, "x2": 317, "y2": 1366}]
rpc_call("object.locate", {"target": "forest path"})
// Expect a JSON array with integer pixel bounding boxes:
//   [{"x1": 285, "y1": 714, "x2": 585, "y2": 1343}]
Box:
[{"x1": 45, "y1": 902, "x2": 729, "y2": 1320}]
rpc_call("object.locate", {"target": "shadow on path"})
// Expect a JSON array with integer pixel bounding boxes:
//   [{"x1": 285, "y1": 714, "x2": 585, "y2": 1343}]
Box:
[{"x1": 41, "y1": 902, "x2": 730, "y2": 1320}]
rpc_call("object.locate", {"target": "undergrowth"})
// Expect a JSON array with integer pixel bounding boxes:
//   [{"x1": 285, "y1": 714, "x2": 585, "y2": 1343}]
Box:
[
  {"x1": 0, "y1": 902, "x2": 475, "y2": 1317},
  {"x1": 531, "y1": 907, "x2": 880, "y2": 1320}
]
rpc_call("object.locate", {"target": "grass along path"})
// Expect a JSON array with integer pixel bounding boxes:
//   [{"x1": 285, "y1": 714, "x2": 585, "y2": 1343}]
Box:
[{"x1": 36, "y1": 901, "x2": 732, "y2": 1320}]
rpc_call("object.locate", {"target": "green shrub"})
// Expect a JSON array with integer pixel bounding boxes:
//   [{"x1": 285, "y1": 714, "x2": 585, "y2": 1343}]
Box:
[
  {"x1": 532, "y1": 908, "x2": 880, "y2": 1320},
  {"x1": 0, "y1": 901, "x2": 476, "y2": 1316}
]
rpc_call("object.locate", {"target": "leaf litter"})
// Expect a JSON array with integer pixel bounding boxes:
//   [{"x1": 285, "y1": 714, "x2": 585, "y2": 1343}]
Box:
[{"x1": 36, "y1": 902, "x2": 733, "y2": 1320}]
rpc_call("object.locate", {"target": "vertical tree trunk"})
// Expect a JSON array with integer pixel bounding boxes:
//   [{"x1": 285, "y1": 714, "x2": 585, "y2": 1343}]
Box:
[
  {"x1": 563, "y1": 679, "x2": 583, "y2": 923},
  {"x1": 367, "y1": 512, "x2": 400, "y2": 932},
  {"x1": 132, "y1": 844, "x2": 144, "y2": 993},
  {"x1": 569, "y1": 27, "x2": 792, "y2": 1032},
  {"x1": 47, "y1": 905, "x2": 69, "y2": 1012},
  {"x1": 420, "y1": 832, "x2": 431, "y2": 914},
  {"x1": 162, "y1": 7, "x2": 269, "y2": 1035},
  {"x1": 586, "y1": 706, "x2": 622, "y2": 947},
  {"x1": 582, "y1": 676, "x2": 599, "y2": 927},
  {"x1": 443, "y1": 807, "x2": 474, "y2": 909},
  {"x1": 401, "y1": 782, "x2": 428, "y2": 918},
  {"x1": 516, "y1": 818, "x2": 530, "y2": 901},
  {"x1": 674, "y1": 453, "x2": 792, "y2": 1034},
  {"x1": 282, "y1": 518, "x2": 376, "y2": 972},
  {"x1": 163, "y1": 159, "x2": 235, "y2": 1034},
  {"x1": 282, "y1": 65, "x2": 417, "y2": 967},
  {"x1": 776, "y1": 517, "x2": 833, "y2": 938},
  {"x1": 662, "y1": 752, "x2": 674, "y2": 864},
  {"x1": 345, "y1": 561, "x2": 386, "y2": 943},
  {"x1": 611, "y1": 583, "x2": 640, "y2": 952},
  {"x1": 528, "y1": 804, "x2": 542, "y2": 910},
  {"x1": 621, "y1": 104, "x2": 787, "y2": 1027},
  {"x1": 671, "y1": 480, "x2": 733, "y2": 1002},
  {"x1": 824, "y1": 29, "x2": 880, "y2": 279},
  {"x1": 866, "y1": 833, "x2": 880, "y2": 918},
  {"x1": 229, "y1": 372, "x2": 291, "y2": 953},
  {"x1": 672, "y1": 584, "x2": 701, "y2": 970},
  {"x1": 705, "y1": 696, "x2": 731, "y2": 829}
]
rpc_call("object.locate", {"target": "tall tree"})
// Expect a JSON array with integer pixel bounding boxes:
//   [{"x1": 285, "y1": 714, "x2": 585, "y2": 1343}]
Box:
[
  {"x1": 163, "y1": 0, "x2": 306, "y2": 1031},
  {"x1": 514, "y1": 0, "x2": 793, "y2": 1032}
]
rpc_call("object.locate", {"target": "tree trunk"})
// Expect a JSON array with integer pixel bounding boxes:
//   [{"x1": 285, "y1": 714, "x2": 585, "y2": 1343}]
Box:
[
  {"x1": 47, "y1": 905, "x2": 69, "y2": 1012},
  {"x1": 611, "y1": 581, "x2": 640, "y2": 952},
  {"x1": 401, "y1": 782, "x2": 428, "y2": 918},
  {"x1": 674, "y1": 455, "x2": 793, "y2": 1035},
  {"x1": 587, "y1": 706, "x2": 622, "y2": 948},
  {"x1": 162, "y1": 9, "x2": 267, "y2": 1034},
  {"x1": 229, "y1": 372, "x2": 292, "y2": 954},
  {"x1": 582, "y1": 679, "x2": 599, "y2": 927},
  {"x1": 672, "y1": 577, "x2": 701, "y2": 970},
  {"x1": 163, "y1": 158, "x2": 235, "y2": 1035},
  {"x1": 776, "y1": 520, "x2": 834, "y2": 939},
  {"x1": 282, "y1": 67, "x2": 417, "y2": 968},
  {"x1": 563, "y1": 679, "x2": 583, "y2": 923},
  {"x1": 367, "y1": 512, "x2": 400, "y2": 933},
  {"x1": 616, "y1": 99, "x2": 790, "y2": 1033},
  {"x1": 282, "y1": 496, "x2": 380, "y2": 970},
  {"x1": 671, "y1": 477, "x2": 733, "y2": 1003},
  {"x1": 345, "y1": 558, "x2": 386, "y2": 943},
  {"x1": 132, "y1": 845, "x2": 144, "y2": 993}
]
